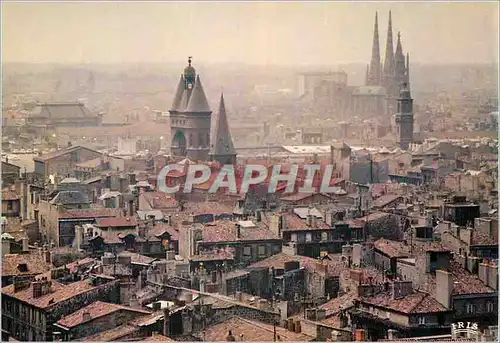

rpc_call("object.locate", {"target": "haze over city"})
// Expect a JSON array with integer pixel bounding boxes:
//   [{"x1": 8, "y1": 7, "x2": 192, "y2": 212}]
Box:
[{"x1": 2, "y1": 1, "x2": 499, "y2": 65}]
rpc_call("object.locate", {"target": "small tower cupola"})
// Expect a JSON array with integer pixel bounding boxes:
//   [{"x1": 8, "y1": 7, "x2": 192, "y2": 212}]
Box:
[{"x1": 184, "y1": 56, "x2": 196, "y2": 89}]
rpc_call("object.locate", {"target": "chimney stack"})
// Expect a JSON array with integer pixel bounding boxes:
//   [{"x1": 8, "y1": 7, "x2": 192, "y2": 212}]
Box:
[
  {"x1": 163, "y1": 308, "x2": 170, "y2": 336},
  {"x1": 82, "y1": 311, "x2": 91, "y2": 322},
  {"x1": 235, "y1": 223, "x2": 241, "y2": 239},
  {"x1": 22, "y1": 237, "x2": 29, "y2": 252},
  {"x1": 435, "y1": 270, "x2": 453, "y2": 309}
]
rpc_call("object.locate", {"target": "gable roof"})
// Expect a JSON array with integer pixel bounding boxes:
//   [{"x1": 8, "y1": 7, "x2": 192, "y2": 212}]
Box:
[
  {"x1": 29, "y1": 102, "x2": 98, "y2": 120},
  {"x1": 50, "y1": 191, "x2": 90, "y2": 206},
  {"x1": 33, "y1": 145, "x2": 101, "y2": 162}
]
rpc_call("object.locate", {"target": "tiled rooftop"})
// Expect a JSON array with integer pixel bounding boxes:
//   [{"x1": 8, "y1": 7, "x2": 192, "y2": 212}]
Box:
[
  {"x1": 362, "y1": 291, "x2": 448, "y2": 314},
  {"x1": 374, "y1": 238, "x2": 411, "y2": 258},
  {"x1": 77, "y1": 323, "x2": 141, "y2": 341},
  {"x1": 248, "y1": 252, "x2": 343, "y2": 276},
  {"x1": 141, "y1": 192, "x2": 179, "y2": 209},
  {"x1": 95, "y1": 216, "x2": 137, "y2": 228},
  {"x1": 372, "y1": 194, "x2": 402, "y2": 208},
  {"x1": 58, "y1": 208, "x2": 121, "y2": 220},
  {"x1": 56, "y1": 300, "x2": 150, "y2": 329},
  {"x1": 2, "y1": 252, "x2": 52, "y2": 277},
  {"x1": 184, "y1": 201, "x2": 234, "y2": 215},
  {"x1": 200, "y1": 220, "x2": 281, "y2": 243},
  {"x1": 2, "y1": 277, "x2": 117, "y2": 309},
  {"x1": 202, "y1": 316, "x2": 313, "y2": 341},
  {"x1": 282, "y1": 212, "x2": 331, "y2": 232}
]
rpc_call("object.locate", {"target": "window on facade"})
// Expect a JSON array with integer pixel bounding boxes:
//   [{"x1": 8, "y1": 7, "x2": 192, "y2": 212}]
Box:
[
  {"x1": 418, "y1": 316, "x2": 426, "y2": 325},
  {"x1": 321, "y1": 231, "x2": 328, "y2": 241},
  {"x1": 272, "y1": 245, "x2": 281, "y2": 253},
  {"x1": 487, "y1": 302, "x2": 494, "y2": 313},
  {"x1": 306, "y1": 233, "x2": 312, "y2": 242},
  {"x1": 243, "y1": 246, "x2": 251, "y2": 256},
  {"x1": 466, "y1": 303, "x2": 475, "y2": 314},
  {"x1": 7, "y1": 201, "x2": 13, "y2": 211},
  {"x1": 258, "y1": 245, "x2": 266, "y2": 256},
  {"x1": 291, "y1": 233, "x2": 297, "y2": 242}
]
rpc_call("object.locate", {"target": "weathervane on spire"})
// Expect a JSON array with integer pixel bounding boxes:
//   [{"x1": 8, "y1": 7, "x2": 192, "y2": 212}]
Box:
[{"x1": 188, "y1": 56, "x2": 193, "y2": 66}]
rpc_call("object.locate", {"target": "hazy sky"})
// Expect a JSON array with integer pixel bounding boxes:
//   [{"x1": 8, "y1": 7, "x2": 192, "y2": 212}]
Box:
[{"x1": 2, "y1": 1, "x2": 498, "y2": 65}]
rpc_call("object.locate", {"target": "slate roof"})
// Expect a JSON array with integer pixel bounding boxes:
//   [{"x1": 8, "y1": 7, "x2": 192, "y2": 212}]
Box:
[
  {"x1": 209, "y1": 93, "x2": 236, "y2": 157},
  {"x1": 170, "y1": 75, "x2": 185, "y2": 112},
  {"x1": 33, "y1": 145, "x2": 101, "y2": 162},
  {"x1": 31, "y1": 102, "x2": 98, "y2": 119},
  {"x1": 184, "y1": 75, "x2": 211, "y2": 113},
  {"x1": 50, "y1": 191, "x2": 90, "y2": 205}
]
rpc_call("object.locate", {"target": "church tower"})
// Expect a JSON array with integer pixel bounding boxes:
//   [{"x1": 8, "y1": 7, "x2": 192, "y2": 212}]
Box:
[
  {"x1": 169, "y1": 57, "x2": 212, "y2": 161},
  {"x1": 395, "y1": 83, "x2": 414, "y2": 150},
  {"x1": 209, "y1": 93, "x2": 237, "y2": 165}
]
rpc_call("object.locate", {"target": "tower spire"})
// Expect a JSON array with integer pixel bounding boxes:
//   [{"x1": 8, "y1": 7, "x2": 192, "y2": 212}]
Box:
[
  {"x1": 383, "y1": 10, "x2": 395, "y2": 81},
  {"x1": 406, "y1": 52, "x2": 410, "y2": 90},
  {"x1": 209, "y1": 92, "x2": 237, "y2": 165},
  {"x1": 368, "y1": 12, "x2": 381, "y2": 86}
]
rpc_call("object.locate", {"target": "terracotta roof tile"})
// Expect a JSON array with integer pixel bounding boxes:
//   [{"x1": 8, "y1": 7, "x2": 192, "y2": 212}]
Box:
[
  {"x1": 77, "y1": 323, "x2": 141, "y2": 341},
  {"x1": 202, "y1": 316, "x2": 313, "y2": 341},
  {"x1": 282, "y1": 212, "x2": 331, "y2": 232},
  {"x1": 56, "y1": 300, "x2": 150, "y2": 329},
  {"x1": 320, "y1": 290, "x2": 357, "y2": 314},
  {"x1": 248, "y1": 252, "x2": 343, "y2": 276},
  {"x1": 144, "y1": 333, "x2": 174, "y2": 341},
  {"x1": 59, "y1": 208, "x2": 121, "y2": 220},
  {"x1": 362, "y1": 291, "x2": 448, "y2": 314},
  {"x1": 2, "y1": 252, "x2": 52, "y2": 277},
  {"x1": 471, "y1": 230, "x2": 498, "y2": 245},
  {"x1": 1, "y1": 277, "x2": 118, "y2": 309},
  {"x1": 184, "y1": 201, "x2": 234, "y2": 215},
  {"x1": 374, "y1": 238, "x2": 411, "y2": 258},
  {"x1": 141, "y1": 192, "x2": 179, "y2": 210},
  {"x1": 200, "y1": 220, "x2": 281, "y2": 243},
  {"x1": 95, "y1": 217, "x2": 137, "y2": 228}
]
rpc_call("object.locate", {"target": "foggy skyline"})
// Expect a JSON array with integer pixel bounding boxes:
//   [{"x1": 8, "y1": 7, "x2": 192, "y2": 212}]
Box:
[{"x1": 2, "y1": 1, "x2": 499, "y2": 66}]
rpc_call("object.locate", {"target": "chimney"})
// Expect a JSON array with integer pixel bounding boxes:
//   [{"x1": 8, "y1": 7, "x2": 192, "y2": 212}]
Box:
[
  {"x1": 166, "y1": 250, "x2": 175, "y2": 261},
  {"x1": 330, "y1": 145, "x2": 334, "y2": 165},
  {"x1": 22, "y1": 237, "x2": 29, "y2": 252},
  {"x1": 32, "y1": 281, "x2": 43, "y2": 298},
  {"x1": 235, "y1": 291, "x2": 243, "y2": 302},
  {"x1": 387, "y1": 329, "x2": 397, "y2": 340},
  {"x1": 128, "y1": 200, "x2": 135, "y2": 217},
  {"x1": 163, "y1": 308, "x2": 170, "y2": 336},
  {"x1": 82, "y1": 311, "x2": 91, "y2": 322},
  {"x1": 307, "y1": 214, "x2": 313, "y2": 227},
  {"x1": 435, "y1": 270, "x2": 453, "y2": 309},
  {"x1": 355, "y1": 329, "x2": 366, "y2": 341},
  {"x1": 352, "y1": 244, "x2": 362, "y2": 266},
  {"x1": 44, "y1": 249, "x2": 52, "y2": 264},
  {"x1": 2, "y1": 239, "x2": 10, "y2": 256},
  {"x1": 235, "y1": 223, "x2": 241, "y2": 239},
  {"x1": 392, "y1": 281, "x2": 413, "y2": 300},
  {"x1": 255, "y1": 210, "x2": 262, "y2": 222},
  {"x1": 75, "y1": 225, "x2": 83, "y2": 251}
]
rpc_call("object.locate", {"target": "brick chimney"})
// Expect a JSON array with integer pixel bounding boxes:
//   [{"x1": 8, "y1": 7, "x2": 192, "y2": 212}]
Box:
[{"x1": 435, "y1": 270, "x2": 453, "y2": 309}]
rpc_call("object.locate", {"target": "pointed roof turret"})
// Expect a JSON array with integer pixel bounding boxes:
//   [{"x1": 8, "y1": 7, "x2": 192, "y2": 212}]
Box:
[
  {"x1": 383, "y1": 10, "x2": 395, "y2": 78},
  {"x1": 406, "y1": 52, "x2": 411, "y2": 90},
  {"x1": 170, "y1": 75, "x2": 185, "y2": 111},
  {"x1": 185, "y1": 75, "x2": 211, "y2": 113},
  {"x1": 368, "y1": 12, "x2": 381, "y2": 85},
  {"x1": 210, "y1": 93, "x2": 236, "y2": 158},
  {"x1": 395, "y1": 31, "x2": 404, "y2": 59}
]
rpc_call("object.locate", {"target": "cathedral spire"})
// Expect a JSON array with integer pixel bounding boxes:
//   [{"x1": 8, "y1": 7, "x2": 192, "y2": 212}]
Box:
[
  {"x1": 209, "y1": 93, "x2": 236, "y2": 165},
  {"x1": 395, "y1": 31, "x2": 404, "y2": 59},
  {"x1": 406, "y1": 52, "x2": 410, "y2": 90},
  {"x1": 383, "y1": 10, "x2": 395, "y2": 79},
  {"x1": 365, "y1": 64, "x2": 370, "y2": 85},
  {"x1": 368, "y1": 12, "x2": 381, "y2": 85}
]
